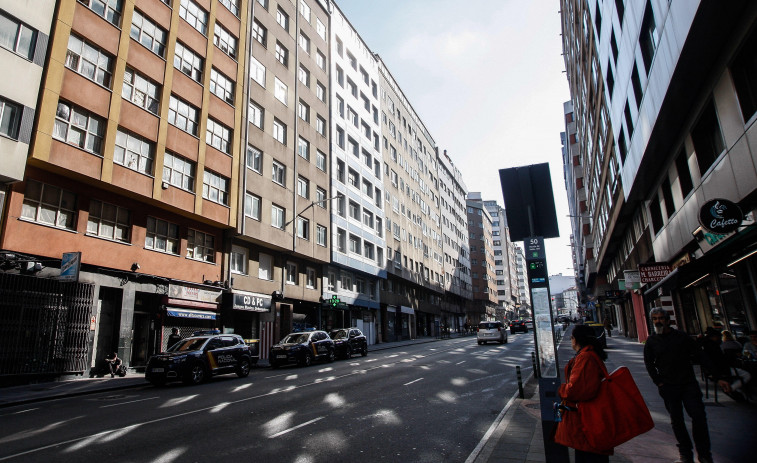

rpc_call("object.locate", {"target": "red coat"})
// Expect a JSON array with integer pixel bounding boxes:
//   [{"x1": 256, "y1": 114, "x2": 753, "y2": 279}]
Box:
[{"x1": 553, "y1": 346, "x2": 614, "y2": 455}]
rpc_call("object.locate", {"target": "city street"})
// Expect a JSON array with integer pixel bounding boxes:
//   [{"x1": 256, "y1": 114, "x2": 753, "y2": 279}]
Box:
[{"x1": 0, "y1": 334, "x2": 535, "y2": 463}]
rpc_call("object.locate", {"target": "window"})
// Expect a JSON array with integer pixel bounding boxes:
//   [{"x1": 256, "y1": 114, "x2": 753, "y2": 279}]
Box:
[
  {"x1": 349, "y1": 200, "x2": 360, "y2": 220},
  {"x1": 691, "y1": 98, "x2": 725, "y2": 175},
  {"x1": 286, "y1": 262, "x2": 298, "y2": 284},
  {"x1": 53, "y1": 101, "x2": 105, "y2": 155},
  {"x1": 299, "y1": 0, "x2": 310, "y2": 22},
  {"x1": 624, "y1": 101, "x2": 634, "y2": 134},
  {"x1": 631, "y1": 63, "x2": 642, "y2": 108},
  {"x1": 168, "y1": 95, "x2": 199, "y2": 135},
  {"x1": 21, "y1": 180, "x2": 77, "y2": 230},
  {"x1": 297, "y1": 217, "x2": 309, "y2": 240},
  {"x1": 298, "y1": 65, "x2": 310, "y2": 86},
  {"x1": 122, "y1": 67, "x2": 160, "y2": 114},
  {"x1": 179, "y1": 0, "x2": 207, "y2": 35},
  {"x1": 347, "y1": 52, "x2": 356, "y2": 70},
  {"x1": 347, "y1": 79, "x2": 357, "y2": 97},
  {"x1": 316, "y1": 150, "x2": 326, "y2": 171},
  {"x1": 336, "y1": 229, "x2": 346, "y2": 252},
  {"x1": 114, "y1": 128, "x2": 154, "y2": 174},
  {"x1": 0, "y1": 10, "x2": 37, "y2": 59},
  {"x1": 65, "y1": 34, "x2": 113, "y2": 87},
  {"x1": 336, "y1": 194, "x2": 345, "y2": 216},
  {"x1": 250, "y1": 56, "x2": 265, "y2": 87},
  {"x1": 210, "y1": 68, "x2": 234, "y2": 105},
  {"x1": 297, "y1": 176, "x2": 309, "y2": 199},
  {"x1": 298, "y1": 100, "x2": 310, "y2": 122},
  {"x1": 249, "y1": 101, "x2": 264, "y2": 128},
  {"x1": 615, "y1": 0, "x2": 625, "y2": 23},
  {"x1": 316, "y1": 82, "x2": 326, "y2": 102},
  {"x1": 299, "y1": 32, "x2": 310, "y2": 54},
  {"x1": 163, "y1": 151, "x2": 195, "y2": 192},
  {"x1": 244, "y1": 192, "x2": 261, "y2": 220},
  {"x1": 275, "y1": 41, "x2": 288, "y2": 66},
  {"x1": 661, "y1": 176, "x2": 675, "y2": 218},
  {"x1": 316, "y1": 17, "x2": 326, "y2": 40},
  {"x1": 276, "y1": 7, "x2": 289, "y2": 31},
  {"x1": 364, "y1": 242, "x2": 374, "y2": 260},
  {"x1": 348, "y1": 168, "x2": 359, "y2": 188},
  {"x1": 336, "y1": 159, "x2": 345, "y2": 183},
  {"x1": 202, "y1": 169, "x2": 229, "y2": 205},
  {"x1": 87, "y1": 199, "x2": 130, "y2": 242},
  {"x1": 336, "y1": 37, "x2": 343, "y2": 57},
  {"x1": 214, "y1": 24, "x2": 237, "y2": 58},
  {"x1": 206, "y1": 118, "x2": 232, "y2": 154},
  {"x1": 336, "y1": 96, "x2": 345, "y2": 118},
  {"x1": 316, "y1": 115, "x2": 326, "y2": 136},
  {"x1": 272, "y1": 160, "x2": 286, "y2": 185},
  {"x1": 363, "y1": 209, "x2": 374, "y2": 228},
  {"x1": 130, "y1": 10, "x2": 167, "y2": 57},
  {"x1": 316, "y1": 186, "x2": 326, "y2": 205},
  {"x1": 675, "y1": 149, "x2": 693, "y2": 198},
  {"x1": 231, "y1": 245, "x2": 248, "y2": 274},
  {"x1": 273, "y1": 118, "x2": 286, "y2": 144},
  {"x1": 639, "y1": 1, "x2": 658, "y2": 73},
  {"x1": 336, "y1": 127, "x2": 345, "y2": 148},
  {"x1": 0, "y1": 97, "x2": 21, "y2": 139},
  {"x1": 246, "y1": 145, "x2": 262, "y2": 173},
  {"x1": 187, "y1": 228, "x2": 215, "y2": 262},
  {"x1": 274, "y1": 77, "x2": 287, "y2": 104},
  {"x1": 731, "y1": 27, "x2": 757, "y2": 122},
  {"x1": 174, "y1": 42, "x2": 203, "y2": 82},
  {"x1": 316, "y1": 50, "x2": 326, "y2": 71},
  {"x1": 259, "y1": 252, "x2": 273, "y2": 280},
  {"x1": 316, "y1": 224, "x2": 327, "y2": 246},
  {"x1": 349, "y1": 234, "x2": 361, "y2": 254},
  {"x1": 78, "y1": 0, "x2": 123, "y2": 27},
  {"x1": 297, "y1": 137, "x2": 309, "y2": 160},
  {"x1": 271, "y1": 204, "x2": 285, "y2": 228},
  {"x1": 336, "y1": 66, "x2": 344, "y2": 87},
  {"x1": 220, "y1": 0, "x2": 240, "y2": 16},
  {"x1": 649, "y1": 195, "x2": 664, "y2": 234},
  {"x1": 306, "y1": 267, "x2": 316, "y2": 288},
  {"x1": 145, "y1": 216, "x2": 179, "y2": 254},
  {"x1": 252, "y1": 20, "x2": 268, "y2": 49}
]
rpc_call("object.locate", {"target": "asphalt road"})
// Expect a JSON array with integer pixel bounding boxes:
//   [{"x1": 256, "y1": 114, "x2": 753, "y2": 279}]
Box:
[{"x1": 0, "y1": 333, "x2": 536, "y2": 463}]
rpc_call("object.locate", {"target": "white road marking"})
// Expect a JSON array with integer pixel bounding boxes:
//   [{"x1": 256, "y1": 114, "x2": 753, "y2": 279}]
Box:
[
  {"x1": 456, "y1": 361, "x2": 466, "y2": 365},
  {"x1": 100, "y1": 397, "x2": 158, "y2": 408},
  {"x1": 403, "y1": 378, "x2": 423, "y2": 386},
  {"x1": 267, "y1": 417, "x2": 324, "y2": 438}
]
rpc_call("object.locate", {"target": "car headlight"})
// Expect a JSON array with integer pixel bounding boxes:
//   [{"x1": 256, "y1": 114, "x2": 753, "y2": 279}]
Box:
[{"x1": 170, "y1": 355, "x2": 187, "y2": 363}]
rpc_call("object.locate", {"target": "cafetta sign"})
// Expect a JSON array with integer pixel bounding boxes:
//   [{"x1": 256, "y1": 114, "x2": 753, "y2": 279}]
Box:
[{"x1": 699, "y1": 199, "x2": 743, "y2": 234}]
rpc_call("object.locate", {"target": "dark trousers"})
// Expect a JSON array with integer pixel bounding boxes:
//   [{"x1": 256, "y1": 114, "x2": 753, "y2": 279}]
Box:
[
  {"x1": 575, "y1": 449, "x2": 609, "y2": 463},
  {"x1": 659, "y1": 381, "x2": 712, "y2": 459}
]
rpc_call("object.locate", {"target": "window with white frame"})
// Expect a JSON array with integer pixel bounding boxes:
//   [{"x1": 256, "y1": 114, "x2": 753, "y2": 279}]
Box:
[
  {"x1": 246, "y1": 145, "x2": 262, "y2": 173},
  {"x1": 298, "y1": 0, "x2": 310, "y2": 22},
  {"x1": 298, "y1": 100, "x2": 309, "y2": 122},
  {"x1": 347, "y1": 168, "x2": 359, "y2": 188},
  {"x1": 336, "y1": 127, "x2": 345, "y2": 149},
  {"x1": 173, "y1": 41, "x2": 203, "y2": 82},
  {"x1": 206, "y1": 118, "x2": 231, "y2": 154},
  {"x1": 114, "y1": 128, "x2": 154, "y2": 174},
  {"x1": 231, "y1": 245, "x2": 248, "y2": 274},
  {"x1": 336, "y1": 66, "x2": 344, "y2": 87},
  {"x1": 306, "y1": 267, "x2": 316, "y2": 288},
  {"x1": 162, "y1": 151, "x2": 195, "y2": 192},
  {"x1": 0, "y1": 98, "x2": 21, "y2": 139},
  {"x1": 316, "y1": 150, "x2": 326, "y2": 171},
  {"x1": 220, "y1": 0, "x2": 240, "y2": 16},
  {"x1": 272, "y1": 160, "x2": 285, "y2": 185},
  {"x1": 130, "y1": 10, "x2": 167, "y2": 57},
  {"x1": 272, "y1": 118, "x2": 286, "y2": 144},
  {"x1": 298, "y1": 65, "x2": 310, "y2": 86},
  {"x1": 347, "y1": 52, "x2": 356, "y2": 70},
  {"x1": 316, "y1": 115, "x2": 326, "y2": 136},
  {"x1": 327, "y1": 271, "x2": 335, "y2": 291},
  {"x1": 259, "y1": 252, "x2": 273, "y2": 280},
  {"x1": 297, "y1": 175, "x2": 309, "y2": 199},
  {"x1": 78, "y1": 0, "x2": 123, "y2": 27},
  {"x1": 286, "y1": 262, "x2": 298, "y2": 284},
  {"x1": 213, "y1": 23, "x2": 237, "y2": 58},
  {"x1": 349, "y1": 234, "x2": 361, "y2": 254},
  {"x1": 363, "y1": 209, "x2": 374, "y2": 228},
  {"x1": 145, "y1": 216, "x2": 179, "y2": 254},
  {"x1": 275, "y1": 41, "x2": 288, "y2": 66},
  {"x1": 274, "y1": 77, "x2": 287, "y2": 104},
  {"x1": 316, "y1": 224, "x2": 327, "y2": 247},
  {"x1": 168, "y1": 95, "x2": 199, "y2": 135},
  {"x1": 87, "y1": 199, "x2": 130, "y2": 242},
  {"x1": 297, "y1": 136, "x2": 309, "y2": 160},
  {"x1": 65, "y1": 34, "x2": 113, "y2": 87},
  {"x1": 316, "y1": 82, "x2": 325, "y2": 102},
  {"x1": 364, "y1": 242, "x2": 375, "y2": 261},
  {"x1": 53, "y1": 101, "x2": 105, "y2": 155},
  {"x1": 316, "y1": 50, "x2": 326, "y2": 71},
  {"x1": 187, "y1": 228, "x2": 215, "y2": 262},
  {"x1": 336, "y1": 228, "x2": 346, "y2": 252},
  {"x1": 316, "y1": 17, "x2": 326, "y2": 40},
  {"x1": 122, "y1": 67, "x2": 160, "y2": 114},
  {"x1": 250, "y1": 56, "x2": 265, "y2": 87},
  {"x1": 21, "y1": 180, "x2": 77, "y2": 230},
  {"x1": 244, "y1": 191, "x2": 261, "y2": 219},
  {"x1": 348, "y1": 200, "x2": 360, "y2": 220},
  {"x1": 271, "y1": 204, "x2": 285, "y2": 228},
  {"x1": 316, "y1": 186, "x2": 326, "y2": 205},
  {"x1": 249, "y1": 100, "x2": 264, "y2": 128},
  {"x1": 336, "y1": 96, "x2": 344, "y2": 118},
  {"x1": 252, "y1": 20, "x2": 267, "y2": 46},
  {"x1": 299, "y1": 32, "x2": 310, "y2": 54},
  {"x1": 297, "y1": 217, "x2": 309, "y2": 240},
  {"x1": 276, "y1": 6, "x2": 289, "y2": 31},
  {"x1": 202, "y1": 169, "x2": 229, "y2": 205},
  {"x1": 179, "y1": 0, "x2": 207, "y2": 35},
  {"x1": 210, "y1": 68, "x2": 234, "y2": 105}
]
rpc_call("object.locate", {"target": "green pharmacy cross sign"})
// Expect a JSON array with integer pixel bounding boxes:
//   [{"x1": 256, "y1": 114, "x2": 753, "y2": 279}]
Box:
[{"x1": 328, "y1": 295, "x2": 341, "y2": 307}]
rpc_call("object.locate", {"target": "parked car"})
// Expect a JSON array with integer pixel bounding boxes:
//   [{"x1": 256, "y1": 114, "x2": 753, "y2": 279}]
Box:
[
  {"x1": 525, "y1": 319, "x2": 534, "y2": 330},
  {"x1": 145, "y1": 332, "x2": 253, "y2": 386},
  {"x1": 509, "y1": 319, "x2": 528, "y2": 333},
  {"x1": 477, "y1": 321, "x2": 508, "y2": 345},
  {"x1": 269, "y1": 330, "x2": 335, "y2": 368},
  {"x1": 329, "y1": 328, "x2": 368, "y2": 359}
]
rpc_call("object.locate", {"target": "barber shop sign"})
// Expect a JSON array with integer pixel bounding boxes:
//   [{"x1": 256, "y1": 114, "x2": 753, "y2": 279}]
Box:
[{"x1": 699, "y1": 198, "x2": 743, "y2": 234}]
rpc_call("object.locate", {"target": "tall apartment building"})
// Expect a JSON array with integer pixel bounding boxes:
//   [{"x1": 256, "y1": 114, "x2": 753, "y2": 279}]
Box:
[
  {"x1": 466, "y1": 193, "x2": 497, "y2": 322},
  {"x1": 484, "y1": 199, "x2": 519, "y2": 319},
  {"x1": 325, "y1": 5, "x2": 384, "y2": 343},
  {"x1": 561, "y1": 0, "x2": 757, "y2": 339},
  {"x1": 514, "y1": 245, "x2": 530, "y2": 317},
  {"x1": 438, "y1": 149, "x2": 471, "y2": 330}
]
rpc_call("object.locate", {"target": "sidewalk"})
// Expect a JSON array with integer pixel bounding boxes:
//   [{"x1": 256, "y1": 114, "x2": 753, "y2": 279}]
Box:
[
  {"x1": 474, "y1": 325, "x2": 757, "y2": 463},
  {"x1": 0, "y1": 335, "x2": 442, "y2": 408}
]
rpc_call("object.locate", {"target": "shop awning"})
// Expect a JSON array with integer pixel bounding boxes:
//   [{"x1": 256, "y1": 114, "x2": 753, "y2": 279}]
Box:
[{"x1": 166, "y1": 307, "x2": 217, "y2": 320}]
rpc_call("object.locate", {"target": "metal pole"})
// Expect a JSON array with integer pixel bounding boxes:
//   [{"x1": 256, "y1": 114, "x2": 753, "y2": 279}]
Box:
[
  {"x1": 517, "y1": 365, "x2": 524, "y2": 398},
  {"x1": 532, "y1": 351, "x2": 539, "y2": 378}
]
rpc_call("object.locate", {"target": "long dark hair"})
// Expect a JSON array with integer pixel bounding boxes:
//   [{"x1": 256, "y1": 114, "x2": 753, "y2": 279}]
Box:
[{"x1": 572, "y1": 324, "x2": 607, "y2": 361}]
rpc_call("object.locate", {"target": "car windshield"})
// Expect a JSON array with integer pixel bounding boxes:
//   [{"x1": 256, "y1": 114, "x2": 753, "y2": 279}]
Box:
[
  {"x1": 479, "y1": 323, "x2": 498, "y2": 329},
  {"x1": 330, "y1": 330, "x2": 348, "y2": 340},
  {"x1": 167, "y1": 337, "x2": 207, "y2": 352},
  {"x1": 282, "y1": 333, "x2": 310, "y2": 344}
]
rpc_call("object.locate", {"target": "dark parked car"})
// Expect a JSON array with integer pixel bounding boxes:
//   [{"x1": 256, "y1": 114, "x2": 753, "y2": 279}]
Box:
[
  {"x1": 145, "y1": 332, "x2": 252, "y2": 386},
  {"x1": 329, "y1": 328, "x2": 368, "y2": 359},
  {"x1": 509, "y1": 319, "x2": 528, "y2": 333},
  {"x1": 269, "y1": 330, "x2": 335, "y2": 368}
]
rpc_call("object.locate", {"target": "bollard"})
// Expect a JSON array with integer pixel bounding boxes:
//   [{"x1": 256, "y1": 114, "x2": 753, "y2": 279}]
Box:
[
  {"x1": 516, "y1": 365, "x2": 524, "y2": 398},
  {"x1": 532, "y1": 351, "x2": 539, "y2": 378}
]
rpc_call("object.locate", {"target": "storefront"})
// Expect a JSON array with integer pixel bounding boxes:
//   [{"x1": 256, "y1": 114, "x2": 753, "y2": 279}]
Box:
[{"x1": 160, "y1": 283, "x2": 222, "y2": 350}]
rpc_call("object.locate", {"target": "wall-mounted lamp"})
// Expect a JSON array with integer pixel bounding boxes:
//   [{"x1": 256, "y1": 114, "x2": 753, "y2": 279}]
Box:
[
  {"x1": 130, "y1": 262, "x2": 140, "y2": 272},
  {"x1": 161, "y1": 181, "x2": 169, "y2": 190}
]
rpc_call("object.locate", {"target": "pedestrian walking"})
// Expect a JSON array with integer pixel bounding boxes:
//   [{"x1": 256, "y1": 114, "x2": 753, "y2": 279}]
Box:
[
  {"x1": 554, "y1": 324, "x2": 612, "y2": 463},
  {"x1": 603, "y1": 317, "x2": 612, "y2": 337},
  {"x1": 167, "y1": 328, "x2": 182, "y2": 349},
  {"x1": 643, "y1": 307, "x2": 715, "y2": 463}
]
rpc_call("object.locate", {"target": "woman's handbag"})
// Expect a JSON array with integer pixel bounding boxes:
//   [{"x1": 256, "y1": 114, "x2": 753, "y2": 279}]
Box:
[{"x1": 578, "y1": 360, "x2": 654, "y2": 449}]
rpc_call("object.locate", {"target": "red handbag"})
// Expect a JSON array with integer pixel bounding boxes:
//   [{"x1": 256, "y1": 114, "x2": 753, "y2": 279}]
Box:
[{"x1": 578, "y1": 359, "x2": 654, "y2": 449}]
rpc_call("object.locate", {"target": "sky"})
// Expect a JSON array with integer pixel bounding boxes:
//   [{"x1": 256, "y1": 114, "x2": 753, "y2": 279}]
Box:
[{"x1": 335, "y1": 0, "x2": 575, "y2": 277}]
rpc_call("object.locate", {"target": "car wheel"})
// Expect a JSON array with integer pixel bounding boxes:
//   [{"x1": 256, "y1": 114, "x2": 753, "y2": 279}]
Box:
[
  {"x1": 300, "y1": 352, "x2": 312, "y2": 367},
  {"x1": 184, "y1": 364, "x2": 206, "y2": 385},
  {"x1": 361, "y1": 345, "x2": 367, "y2": 357},
  {"x1": 477, "y1": 341, "x2": 482, "y2": 345},
  {"x1": 345, "y1": 346, "x2": 352, "y2": 359},
  {"x1": 237, "y1": 358, "x2": 251, "y2": 378},
  {"x1": 328, "y1": 349, "x2": 335, "y2": 363}
]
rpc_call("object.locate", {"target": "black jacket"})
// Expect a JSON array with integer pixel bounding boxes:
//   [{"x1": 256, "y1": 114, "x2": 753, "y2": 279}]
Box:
[{"x1": 643, "y1": 328, "x2": 698, "y2": 386}]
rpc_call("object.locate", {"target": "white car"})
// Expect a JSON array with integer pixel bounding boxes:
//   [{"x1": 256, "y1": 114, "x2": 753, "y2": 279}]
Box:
[{"x1": 477, "y1": 321, "x2": 508, "y2": 345}]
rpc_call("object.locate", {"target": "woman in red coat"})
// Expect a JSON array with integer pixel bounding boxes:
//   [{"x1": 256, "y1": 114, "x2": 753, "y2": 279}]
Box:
[{"x1": 554, "y1": 324, "x2": 612, "y2": 462}]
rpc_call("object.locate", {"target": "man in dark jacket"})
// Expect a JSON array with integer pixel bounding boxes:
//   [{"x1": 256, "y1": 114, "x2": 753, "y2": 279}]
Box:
[
  {"x1": 167, "y1": 328, "x2": 182, "y2": 349},
  {"x1": 643, "y1": 308, "x2": 718, "y2": 463}
]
